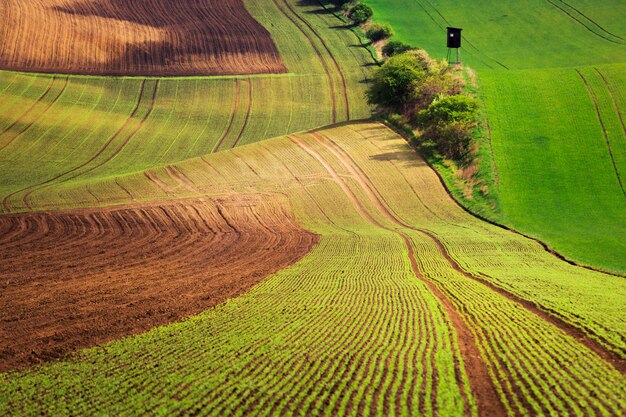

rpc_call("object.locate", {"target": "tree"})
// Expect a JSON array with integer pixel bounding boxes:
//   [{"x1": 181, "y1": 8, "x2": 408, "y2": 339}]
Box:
[
  {"x1": 366, "y1": 23, "x2": 394, "y2": 42},
  {"x1": 417, "y1": 94, "x2": 478, "y2": 125},
  {"x1": 417, "y1": 95, "x2": 479, "y2": 160},
  {"x1": 382, "y1": 40, "x2": 414, "y2": 57},
  {"x1": 349, "y1": 4, "x2": 373, "y2": 24},
  {"x1": 367, "y1": 52, "x2": 426, "y2": 108}
]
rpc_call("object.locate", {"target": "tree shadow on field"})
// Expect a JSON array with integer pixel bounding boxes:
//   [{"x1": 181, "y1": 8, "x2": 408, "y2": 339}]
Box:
[{"x1": 370, "y1": 150, "x2": 422, "y2": 168}]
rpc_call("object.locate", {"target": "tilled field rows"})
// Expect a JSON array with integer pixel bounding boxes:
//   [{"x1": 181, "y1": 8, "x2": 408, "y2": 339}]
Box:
[
  {"x1": 3, "y1": 122, "x2": 624, "y2": 415},
  {"x1": 0, "y1": 0, "x2": 373, "y2": 213},
  {"x1": 0, "y1": 196, "x2": 318, "y2": 371},
  {"x1": 0, "y1": 0, "x2": 286, "y2": 75}
]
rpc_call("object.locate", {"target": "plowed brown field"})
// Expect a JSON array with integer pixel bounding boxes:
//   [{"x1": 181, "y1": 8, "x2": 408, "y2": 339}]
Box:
[
  {"x1": 0, "y1": 0, "x2": 286, "y2": 75},
  {"x1": 0, "y1": 196, "x2": 317, "y2": 371}
]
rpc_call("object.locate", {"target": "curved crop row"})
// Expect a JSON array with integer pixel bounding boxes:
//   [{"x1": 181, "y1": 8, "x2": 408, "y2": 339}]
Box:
[
  {"x1": 3, "y1": 122, "x2": 624, "y2": 415},
  {"x1": 0, "y1": 0, "x2": 286, "y2": 75},
  {"x1": 0, "y1": 197, "x2": 317, "y2": 371}
]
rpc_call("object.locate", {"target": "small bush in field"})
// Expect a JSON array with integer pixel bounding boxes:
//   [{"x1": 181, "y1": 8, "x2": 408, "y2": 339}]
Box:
[
  {"x1": 366, "y1": 23, "x2": 394, "y2": 42},
  {"x1": 349, "y1": 4, "x2": 373, "y2": 24},
  {"x1": 382, "y1": 40, "x2": 414, "y2": 57}
]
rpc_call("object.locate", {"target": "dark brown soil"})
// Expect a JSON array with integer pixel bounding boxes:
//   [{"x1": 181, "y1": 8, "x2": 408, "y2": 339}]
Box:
[
  {"x1": 0, "y1": 196, "x2": 318, "y2": 371},
  {"x1": 0, "y1": 0, "x2": 286, "y2": 75}
]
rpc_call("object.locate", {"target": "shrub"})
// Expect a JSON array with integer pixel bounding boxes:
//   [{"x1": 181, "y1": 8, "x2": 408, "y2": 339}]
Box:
[
  {"x1": 349, "y1": 4, "x2": 373, "y2": 24},
  {"x1": 417, "y1": 94, "x2": 479, "y2": 125},
  {"x1": 366, "y1": 23, "x2": 394, "y2": 42},
  {"x1": 367, "y1": 52, "x2": 426, "y2": 108},
  {"x1": 429, "y1": 120, "x2": 475, "y2": 160},
  {"x1": 382, "y1": 40, "x2": 414, "y2": 57},
  {"x1": 418, "y1": 95, "x2": 479, "y2": 160}
]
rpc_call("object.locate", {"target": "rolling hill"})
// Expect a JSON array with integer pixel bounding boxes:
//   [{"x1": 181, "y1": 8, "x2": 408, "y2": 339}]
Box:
[{"x1": 364, "y1": 0, "x2": 626, "y2": 273}]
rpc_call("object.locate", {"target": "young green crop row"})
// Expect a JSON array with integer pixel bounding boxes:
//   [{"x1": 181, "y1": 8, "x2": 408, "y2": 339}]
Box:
[
  {"x1": 22, "y1": 121, "x2": 626, "y2": 360},
  {"x1": 0, "y1": 0, "x2": 373, "y2": 214},
  {"x1": 3, "y1": 122, "x2": 624, "y2": 415}
]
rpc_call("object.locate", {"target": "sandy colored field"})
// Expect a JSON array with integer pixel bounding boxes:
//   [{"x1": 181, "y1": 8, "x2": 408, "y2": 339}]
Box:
[
  {"x1": 0, "y1": 196, "x2": 317, "y2": 371},
  {"x1": 0, "y1": 0, "x2": 286, "y2": 75}
]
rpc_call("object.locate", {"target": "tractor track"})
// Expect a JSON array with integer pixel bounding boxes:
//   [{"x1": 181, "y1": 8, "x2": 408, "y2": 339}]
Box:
[
  {"x1": 230, "y1": 78, "x2": 253, "y2": 149},
  {"x1": 546, "y1": 0, "x2": 626, "y2": 45},
  {"x1": 290, "y1": 133, "x2": 505, "y2": 417},
  {"x1": 212, "y1": 78, "x2": 240, "y2": 153},
  {"x1": 0, "y1": 77, "x2": 69, "y2": 153},
  {"x1": 576, "y1": 69, "x2": 626, "y2": 198},
  {"x1": 314, "y1": 127, "x2": 626, "y2": 371},
  {"x1": 21, "y1": 80, "x2": 161, "y2": 209},
  {"x1": 281, "y1": 0, "x2": 350, "y2": 120},
  {"x1": 271, "y1": 0, "x2": 338, "y2": 123}
]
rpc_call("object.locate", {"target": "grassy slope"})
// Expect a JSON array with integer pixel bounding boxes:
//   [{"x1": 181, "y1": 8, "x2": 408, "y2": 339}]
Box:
[
  {"x1": 0, "y1": 0, "x2": 373, "y2": 213},
  {"x1": 2, "y1": 122, "x2": 624, "y2": 415},
  {"x1": 363, "y1": 0, "x2": 626, "y2": 273}
]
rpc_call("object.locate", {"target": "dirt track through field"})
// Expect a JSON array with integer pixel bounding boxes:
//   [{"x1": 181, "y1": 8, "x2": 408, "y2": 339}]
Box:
[
  {"x1": 289, "y1": 134, "x2": 506, "y2": 417},
  {"x1": 271, "y1": 0, "x2": 339, "y2": 122},
  {"x1": 0, "y1": 0, "x2": 286, "y2": 75},
  {"x1": 314, "y1": 128, "x2": 626, "y2": 372},
  {"x1": 0, "y1": 197, "x2": 318, "y2": 371}
]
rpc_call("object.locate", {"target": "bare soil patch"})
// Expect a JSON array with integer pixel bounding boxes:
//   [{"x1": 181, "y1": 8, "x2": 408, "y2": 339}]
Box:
[
  {"x1": 0, "y1": 0, "x2": 286, "y2": 75},
  {"x1": 0, "y1": 196, "x2": 317, "y2": 371}
]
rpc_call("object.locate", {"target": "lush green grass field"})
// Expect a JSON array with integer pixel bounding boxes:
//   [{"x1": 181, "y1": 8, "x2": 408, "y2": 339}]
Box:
[
  {"x1": 363, "y1": 0, "x2": 626, "y2": 273},
  {"x1": 0, "y1": 0, "x2": 374, "y2": 213},
  {"x1": 2, "y1": 122, "x2": 624, "y2": 415},
  {"x1": 481, "y1": 64, "x2": 626, "y2": 273}
]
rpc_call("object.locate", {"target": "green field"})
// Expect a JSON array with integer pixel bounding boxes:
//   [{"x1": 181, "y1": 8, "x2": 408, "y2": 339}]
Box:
[
  {"x1": 0, "y1": 0, "x2": 373, "y2": 213},
  {"x1": 2, "y1": 122, "x2": 625, "y2": 415},
  {"x1": 1, "y1": 1, "x2": 625, "y2": 415},
  {"x1": 364, "y1": 0, "x2": 626, "y2": 273}
]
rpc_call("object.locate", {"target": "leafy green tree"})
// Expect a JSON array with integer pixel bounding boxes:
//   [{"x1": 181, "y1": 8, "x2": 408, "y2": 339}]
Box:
[
  {"x1": 366, "y1": 23, "x2": 394, "y2": 42},
  {"x1": 367, "y1": 53, "x2": 426, "y2": 107},
  {"x1": 349, "y1": 4, "x2": 373, "y2": 24},
  {"x1": 382, "y1": 40, "x2": 414, "y2": 57},
  {"x1": 417, "y1": 94, "x2": 479, "y2": 125},
  {"x1": 418, "y1": 95, "x2": 479, "y2": 160}
]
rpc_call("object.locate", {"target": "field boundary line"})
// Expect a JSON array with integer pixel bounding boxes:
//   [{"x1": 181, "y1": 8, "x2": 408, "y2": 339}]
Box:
[
  {"x1": 575, "y1": 69, "x2": 626, "y2": 198},
  {"x1": 314, "y1": 124, "x2": 626, "y2": 369},
  {"x1": 0, "y1": 77, "x2": 69, "y2": 153},
  {"x1": 270, "y1": 0, "x2": 337, "y2": 123},
  {"x1": 378, "y1": 119, "x2": 626, "y2": 278}
]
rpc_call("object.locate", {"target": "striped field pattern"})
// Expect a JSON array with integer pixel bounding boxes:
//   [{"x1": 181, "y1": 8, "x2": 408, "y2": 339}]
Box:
[
  {"x1": 2, "y1": 122, "x2": 624, "y2": 415},
  {"x1": 0, "y1": 0, "x2": 374, "y2": 214}
]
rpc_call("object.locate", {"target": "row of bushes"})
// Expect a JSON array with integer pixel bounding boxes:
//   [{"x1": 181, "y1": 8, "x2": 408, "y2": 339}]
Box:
[
  {"x1": 329, "y1": 1, "x2": 479, "y2": 161},
  {"x1": 366, "y1": 50, "x2": 479, "y2": 161},
  {"x1": 330, "y1": 1, "x2": 396, "y2": 45}
]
